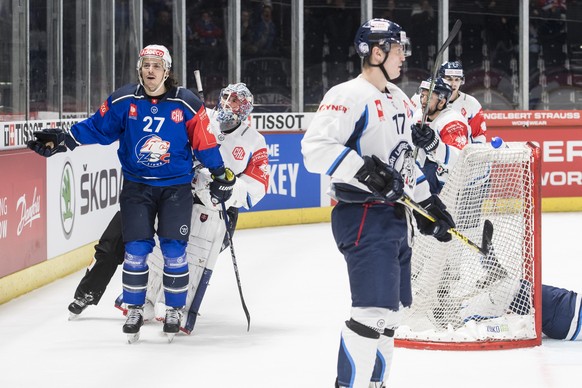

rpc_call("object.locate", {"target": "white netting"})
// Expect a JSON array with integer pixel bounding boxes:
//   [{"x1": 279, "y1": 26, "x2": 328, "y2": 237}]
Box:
[{"x1": 397, "y1": 142, "x2": 540, "y2": 347}]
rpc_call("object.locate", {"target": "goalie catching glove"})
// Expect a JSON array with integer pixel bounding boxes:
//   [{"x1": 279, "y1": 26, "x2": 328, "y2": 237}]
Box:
[
  {"x1": 411, "y1": 123, "x2": 439, "y2": 153},
  {"x1": 27, "y1": 128, "x2": 78, "y2": 157},
  {"x1": 355, "y1": 155, "x2": 404, "y2": 202},
  {"x1": 209, "y1": 167, "x2": 236, "y2": 204},
  {"x1": 414, "y1": 194, "x2": 455, "y2": 242}
]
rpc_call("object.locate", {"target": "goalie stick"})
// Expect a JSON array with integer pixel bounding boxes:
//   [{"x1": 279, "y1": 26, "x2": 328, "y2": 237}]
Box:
[
  {"x1": 412, "y1": 19, "x2": 462, "y2": 160},
  {"x1": 191, "y1": 69, "x2": 251, "y2": 331}
]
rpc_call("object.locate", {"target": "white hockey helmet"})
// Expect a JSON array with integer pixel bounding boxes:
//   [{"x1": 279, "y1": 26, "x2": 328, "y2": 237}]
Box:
[
  {"x1": 136, "y1": 45, "x2": 172, "y2": 94},
  {"x1": 216, "y1": 83, "x2": 254, "y2": 131},
  {"x1": 137, "y1": 44, "x2": 172, "y2": 70}
]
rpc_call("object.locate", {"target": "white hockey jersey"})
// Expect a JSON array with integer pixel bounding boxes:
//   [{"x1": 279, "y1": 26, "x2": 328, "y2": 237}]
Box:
[
  {"x1": 411, "y1": 91, "x2": 487, "y2": 143},
  {"x1": 301, "y1": 75, "x2": 431, "y2": 202},
  {"x1": 411, "y1": 107, "x2": 471, "y2": 186},
  {"x1": 193, "y1": 111, "x2": 269, "y2": 209},
  {"x1": 448, "y1": 91, "x2": 486, "y2": 143}
]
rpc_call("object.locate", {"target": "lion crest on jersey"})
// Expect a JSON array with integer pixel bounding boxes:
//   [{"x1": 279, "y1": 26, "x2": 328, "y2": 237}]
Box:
[{"x1": 136, "y1": 134, "x2": 171, "y2": 167}]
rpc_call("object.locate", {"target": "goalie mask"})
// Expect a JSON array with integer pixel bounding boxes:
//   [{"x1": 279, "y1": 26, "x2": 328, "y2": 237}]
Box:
[
  {"x1": 216, "y1": 83, "x2": 254, "y2": 132},
  {"x1": 354, "y1": 18, "x2": 411, "y2": 59},
  {"x1": 438, "y1": 61, "x2": 465, "y2": 85},
  {"x1": 136, "y1": 44, "x2": 172, "y2": 94}
]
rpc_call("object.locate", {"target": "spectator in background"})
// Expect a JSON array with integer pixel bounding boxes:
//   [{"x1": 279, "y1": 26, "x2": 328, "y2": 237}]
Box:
[
  {"x1": 323, "y1": 0, "x2": 358, "y2": 86},
  {"x1": 241, "y1": 8, "x2": 255, "y2": 54},
  {"x1": 251, "y1": 4, "x2": 278, "y2": 55},
  {"x1": 194, "y1": 10, "x2": 223, "y2": 47},
  {"x1": 144, "y1": 7, "x2": 173, "y2": 50}
]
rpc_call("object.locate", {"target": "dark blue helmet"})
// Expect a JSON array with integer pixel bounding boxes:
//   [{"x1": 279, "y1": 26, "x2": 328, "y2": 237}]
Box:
[
  {"x1": 354, "y1": 18, "x2": 411, "y2": 58},
  {"x1": 438, "y1": 61, "x2": 464, "y2": 84},
  {"x1": 418, "y1": 77, "x2": 453, "y2": 104}
]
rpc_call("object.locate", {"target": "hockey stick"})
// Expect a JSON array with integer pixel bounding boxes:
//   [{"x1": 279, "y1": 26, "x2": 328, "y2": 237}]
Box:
[
  {"x1": 194, "y1": 69, "x2": 251, "y2": 331},
  {"x1": 398, "y1": 193, "x2": 491, "y2": 257},
  {"x1": 221, "y1": 202, "x2": 251, "y2": 331},
  {"x1": 412, "y1": 19, "x2": 462, "y2": 160}
]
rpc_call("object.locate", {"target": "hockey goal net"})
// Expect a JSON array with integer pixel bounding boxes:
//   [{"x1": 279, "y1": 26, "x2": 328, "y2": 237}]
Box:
[{"x1": 395, "y1": 141, "x2": 542, "y2": 350}]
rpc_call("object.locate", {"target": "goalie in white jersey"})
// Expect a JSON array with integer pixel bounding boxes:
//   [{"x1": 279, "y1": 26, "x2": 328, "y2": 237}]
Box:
[
  {"x1": 301, "y1": 18, "x2": 456, "y2": 388},
  {"x1": 144, "y1": 83, "x2": 269, "y2": 333}
]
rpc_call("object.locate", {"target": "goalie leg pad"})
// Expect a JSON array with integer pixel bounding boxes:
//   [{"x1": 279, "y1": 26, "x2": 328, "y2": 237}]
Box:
[{"x1": 181, "y1": 205, "x2": 226, "y2": 329}]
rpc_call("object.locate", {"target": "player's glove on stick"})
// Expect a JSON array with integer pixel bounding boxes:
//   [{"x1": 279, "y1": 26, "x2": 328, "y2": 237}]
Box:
[
  {"x1": 414, "y1": 195, "x2": 455, "y2": 242},
  {"x1": 209, "y1": 167, "x2": 236, "y2": 204},
  {"x1": 411, "y1": 123, "x2": 439, "y2": 153},
  {"x1": 355, "y1": 155, "x2": 404, "y2": 202},
  {"x1": 27, "y1": 128, "x2": 78, "y2": 157}
]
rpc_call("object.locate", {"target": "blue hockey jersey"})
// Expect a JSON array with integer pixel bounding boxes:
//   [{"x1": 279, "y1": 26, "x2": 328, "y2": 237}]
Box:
[{"x1": 70, "y1": 84, "x2": 224, "y2": 186}]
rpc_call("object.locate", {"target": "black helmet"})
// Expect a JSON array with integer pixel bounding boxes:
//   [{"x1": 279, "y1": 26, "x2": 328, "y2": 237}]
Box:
[
  {"x1": 418, "y1": 77, "x2": 453, "y2": 104},
  {"x1": 354, "y1": 18, "x2": 411, "y2": 59}
]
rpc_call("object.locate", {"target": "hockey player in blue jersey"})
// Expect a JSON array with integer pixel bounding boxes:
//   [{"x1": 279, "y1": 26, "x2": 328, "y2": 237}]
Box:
[
  {"x1": 64, "y1": 83, "x2": 270, "y2": 336},
  {"x1": 27, "y1": 44, "x2": 236, "y2": 343},
  {"x1": 302, "y1": 18, "x2": 456, "y2": 388}
]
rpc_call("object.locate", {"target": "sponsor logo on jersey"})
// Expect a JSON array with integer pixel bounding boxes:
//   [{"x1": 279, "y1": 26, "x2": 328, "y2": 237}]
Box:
[
  {"x1": 375, "y1": 99, "x2": 385, "y2": 121},
  {"x1": 232, "y1": 146, "x2": 245, "y2": 161},
  {"x1": 179, "y1": 224, "x2": 189, "y2": 236},
  {"x1": 136, "y1": 135, "x2": 171, "y2": 167},
  {"x1": 317, "y1": 104, "x2": 348, "y2": 113},
  {"x1": 171, "y1": 109, "x2": 184, "y2": 124},
  {"x1": 129, "y1": 104, "x2": 138, "y2": 119},
  {"x1": 200, "y1": 213, "x2": 208, "y2": 222},
  {"x1": 99, "y1": 100, "x2": 109, "y2": 117},
  {"x1": 461, "y1": 107, "x2": 467, "y2": 117}
]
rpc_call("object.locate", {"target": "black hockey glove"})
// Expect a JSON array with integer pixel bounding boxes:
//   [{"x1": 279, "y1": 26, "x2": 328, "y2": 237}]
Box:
[
  {"x1": 209, "y1": 167, "x2": 236, "y2": 204},
  {"x1": 355, "y1": 155, "x2": 404, "y2": 202},
  {"x1": 414, "y1": 195, "x2": 455, "y2": 242},
  {"x1": 27, "y1": 128, "x2": 77, "y2": 157},
  {"x1": 411, "y1": 123, "x2": 439, "y2": 153}
]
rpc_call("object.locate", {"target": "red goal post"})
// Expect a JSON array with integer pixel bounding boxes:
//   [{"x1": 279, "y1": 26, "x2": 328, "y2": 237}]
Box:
[{"x1": 395, "y1": 142, "x2": 542, "y2": 350}]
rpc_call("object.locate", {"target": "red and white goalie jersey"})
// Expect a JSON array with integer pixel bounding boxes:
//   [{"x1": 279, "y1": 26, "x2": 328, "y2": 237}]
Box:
[{"x1": 193, "y1": 111, "x2": 269, "y2": 209}]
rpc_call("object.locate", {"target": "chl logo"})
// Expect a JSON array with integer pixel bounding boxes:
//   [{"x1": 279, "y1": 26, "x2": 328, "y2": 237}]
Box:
[{"x1": 171, "y1": 109, "x2": 184, "y2": 123}]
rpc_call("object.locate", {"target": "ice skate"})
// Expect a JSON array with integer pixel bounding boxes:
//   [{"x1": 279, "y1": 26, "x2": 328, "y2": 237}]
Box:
[
  {"x1": 68, "y1": 293, "x2": 95, "y2": 320},
  {"x1": 123, "y1": 305, "x2": 144, "y2": 344},
  {"x1": 163, "y1": 307, "x2": 182, "y2": 343}
]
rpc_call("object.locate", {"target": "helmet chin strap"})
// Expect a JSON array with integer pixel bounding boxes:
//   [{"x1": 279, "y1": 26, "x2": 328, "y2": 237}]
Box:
[
  {"x1": 368, "y1": 50, "x2": 392, "y2": 83},
  {"x1": 138, "y1": 65, "x2": 169, "y2": 96}
]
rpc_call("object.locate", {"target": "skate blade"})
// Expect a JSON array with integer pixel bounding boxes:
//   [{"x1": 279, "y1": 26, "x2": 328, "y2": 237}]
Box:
[
  {"x1": 68, "y1": 312, "x2": 80, "y2": 321},
  {"x1": 165, "y1": 333, "x2": 176, "y2": 343},
  {"x1": 126, "y1": 332, "x2": 140, "y2": 344}
]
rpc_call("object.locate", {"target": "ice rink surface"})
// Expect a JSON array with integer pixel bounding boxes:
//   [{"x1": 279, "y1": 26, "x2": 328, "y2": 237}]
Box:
[{"x1": 0, "y1": 212, "x2": 581, "y2": 388}]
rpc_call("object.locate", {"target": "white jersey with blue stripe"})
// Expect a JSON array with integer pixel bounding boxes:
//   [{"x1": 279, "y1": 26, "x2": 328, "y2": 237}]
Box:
[{"x1": 301, "y1": 75, "x2": 431, "y2": 202}]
